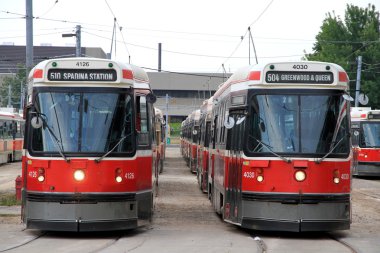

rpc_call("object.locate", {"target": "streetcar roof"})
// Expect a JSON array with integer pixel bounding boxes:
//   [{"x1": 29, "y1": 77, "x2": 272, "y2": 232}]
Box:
[
  {"x1": 213, "y1": 61, "x2": 349, "y2": 100},
  {"x1": 351, "y1": 107, "x2": 380, "y2": 121},
  {"x1": 0, "y1": 111, "x2": 24, "y2": 121},
  {"x1": 28, "y1": 57, "x2": 150, "y2": 89}
]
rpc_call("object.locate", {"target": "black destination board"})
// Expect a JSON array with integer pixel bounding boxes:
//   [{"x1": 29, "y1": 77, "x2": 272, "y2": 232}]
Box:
[
  {"x1": 265, "y1": 71, "x2": 334, "y2": 84},
  {"x1": 47, "y1": 69, "x2": 117, "y2": 82}
]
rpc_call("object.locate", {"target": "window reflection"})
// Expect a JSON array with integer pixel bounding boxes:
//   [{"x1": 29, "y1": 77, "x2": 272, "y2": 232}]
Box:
[
  {"x1": 32, "y1": 91, "x2": 134, "y2": 154},
  {"x1": 247, "y1": 94, "x2": 349, "y2": 155},
  {"x1": 361, "y1": 123, "x2": 380, "y2": 148}
]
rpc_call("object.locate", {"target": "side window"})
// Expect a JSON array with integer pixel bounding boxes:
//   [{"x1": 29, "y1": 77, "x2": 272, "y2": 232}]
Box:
[
  {"x1": 137, "y1": 96, "x2": 149, "y2": 146},
  {"x1": 205, "y1": 122, "x2": 210, "y2": 148},
  {"x1": 0, "y1": 120, "x2": 4, "y2": 138},
  {"x1": 149, "y1": 103, "x2": 155, "y2": 145}
]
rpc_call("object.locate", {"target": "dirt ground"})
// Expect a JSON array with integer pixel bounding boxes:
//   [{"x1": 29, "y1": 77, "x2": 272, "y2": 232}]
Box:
[{"x1": 1, "y1": 151, "x2": 380, "y2": 233}]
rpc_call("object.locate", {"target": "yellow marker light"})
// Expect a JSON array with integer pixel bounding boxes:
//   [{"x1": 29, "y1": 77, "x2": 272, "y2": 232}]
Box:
[
  {"x1": 295, "y1": 170, "x2": 306, "y2": 182},
  {"x1": 74, "y1": 170, "x2": 85, "y2": 181},
  {"x1": 333, "y1": 177, "x2": 340, "y2": 184},
  {"x1": 37, "y1": 175, "x2": 45, "y2": 182},
  {"x1": 115, "y1": 176, "x2": 123, "y2": 183}
]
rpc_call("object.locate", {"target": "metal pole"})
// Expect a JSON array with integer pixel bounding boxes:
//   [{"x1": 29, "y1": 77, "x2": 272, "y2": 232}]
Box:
[
  {"x1": 248, "y1": 27, "x2": 251, "y2": 65},
  {"x1": 355, "y1": 56, "x2": 362, "y2": 107},
  {"x1": 7, "y1": 84, "x2": 11, "y2": 108},
  {"x1": 26, "y1": 0, "x2": 33, "y2": 74},
  {"x1": 20, "y1": 81, "x2": 23, "y2": 110},
  {"x1": 76, "y1": 25, "x2": 81, "y2": 57},
  {"x1": 165, "y1": 93, "x2": 169, "y2": 143},
  {"x1": 158, "y1": 43, "x2": 162, "y2": 72}
]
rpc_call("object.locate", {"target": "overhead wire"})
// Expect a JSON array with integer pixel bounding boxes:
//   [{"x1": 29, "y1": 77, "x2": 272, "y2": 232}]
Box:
[
  {"x1": 83, "y1": 29, "x2": 303, "y2": 60},
  {"x1": 218, "y1": 0, "x2": 275, "y2": 72},
  {"x1": 35, "y1": 0, "x2": 59, "y2": 19}
]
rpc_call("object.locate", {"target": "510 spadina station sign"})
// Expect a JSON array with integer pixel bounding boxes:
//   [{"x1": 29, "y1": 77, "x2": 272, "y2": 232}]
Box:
[
  {"x1": 47, "y1": 69, "x2": 117, "y2": 82},
  {"x1": 265, "y1": 71, "x2": 334, "y2": 84}
]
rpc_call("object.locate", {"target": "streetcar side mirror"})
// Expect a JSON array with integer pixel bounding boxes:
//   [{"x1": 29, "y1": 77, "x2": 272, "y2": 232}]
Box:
[
  {"x1": 31, "y1": 116, "x2": 43, "y2": 129},
  {"x1": 146, "y1": 93, "x2": 157, "y2": 104}
]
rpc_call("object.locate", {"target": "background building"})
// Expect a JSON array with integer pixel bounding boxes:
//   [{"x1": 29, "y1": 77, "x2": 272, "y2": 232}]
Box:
[
  {"x1": 148, "y1": 71, "x2": 230, "y2": 123},
  {"x1": 0, "y1": 45, "x2": 107, "y2": 74}
]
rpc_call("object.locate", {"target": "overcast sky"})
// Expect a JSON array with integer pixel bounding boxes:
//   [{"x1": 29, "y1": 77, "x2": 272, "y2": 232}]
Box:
[{"x1": 0, "y1": 0, "x2": 376, "y2": 73}]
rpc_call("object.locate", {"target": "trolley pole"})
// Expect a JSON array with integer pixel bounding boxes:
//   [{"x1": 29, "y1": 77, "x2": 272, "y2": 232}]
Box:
[{"x1": 354, "y1": 56, "x2": 362, "y2": 107}]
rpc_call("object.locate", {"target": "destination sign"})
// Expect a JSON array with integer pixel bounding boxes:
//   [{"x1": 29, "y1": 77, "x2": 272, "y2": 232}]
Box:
[
  {"x1": 265, "y1": 71, "x2": 334, "y2": 84},
  {"x1": 47, "y1": 69, "x2": 117, "y2": 82}
]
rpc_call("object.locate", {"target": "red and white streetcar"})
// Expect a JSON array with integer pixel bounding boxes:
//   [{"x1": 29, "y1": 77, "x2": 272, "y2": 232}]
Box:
[
  {"x1": 351, "y1": 107, "x2": 380, "y2": 176},
  {"x1": 0, "y1": 111, "x2": 24, "y2": 164},
  {"x1": 197, "y1": 97, "x2": 213, "y2": 193},
  {"x1": 208, "y1": 61, "x2": 352, "y2": 232},
  {"x1": 22, "y1": 57, "x2": 158, "y2": 232},
  {"x1": 154, "y1": 107, "x2": 166, "y2": 173}
]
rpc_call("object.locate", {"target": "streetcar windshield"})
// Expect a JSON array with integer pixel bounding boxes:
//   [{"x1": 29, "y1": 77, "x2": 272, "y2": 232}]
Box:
[
  {"x1": 360, "y1": 122, "x2": 380, "y2": 148},
  {"x1": 246, "y1": 92, "x2": 350, "y2": 156},
  {"x1": 31, "y1": 90, "x2": 134, "y2": 155}
]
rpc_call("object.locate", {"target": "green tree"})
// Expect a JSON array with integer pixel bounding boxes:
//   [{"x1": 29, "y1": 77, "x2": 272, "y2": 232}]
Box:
[
  {"x1": 308, "y1": 4, "x2": 380, "y2": 108},
  {"x1": 0, "y1": 65, "x2": 27, "y2": 109}
]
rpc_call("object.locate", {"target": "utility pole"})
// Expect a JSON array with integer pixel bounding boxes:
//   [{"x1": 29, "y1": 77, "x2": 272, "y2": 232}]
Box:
[
  {"x1": 26, "y1": 0, "x2": 33, "y2": 74},
  {"x1": 7, "y1": 84, "x2": 11, "y2": 108},
  {"x1": 20, "y1": 81, "x2": 23, "y2": 110},
  {"x1": 75, "y1": 25, "x2": 81, "y2": 57},
  {"x1": 158, "y1": 43, "x2": 162, "y2": 72},
  {"x1": 62, "y1": 25, "x2": 82, "y2": 57},
  {"x1": 355, "y1": 56, "x2": 362, "y2": 107}
]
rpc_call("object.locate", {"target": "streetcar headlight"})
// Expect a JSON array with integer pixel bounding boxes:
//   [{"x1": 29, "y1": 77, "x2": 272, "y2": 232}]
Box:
[
  {"x1": 295, "y1": 170, "x2": 306, "y2": 182},
  {"x1": 257, "y1": 175, "x2": 264, "y2": 182},
  {"x1": 115, "y1": 168, "x2": 123, "y2": 183},
  {"x1": 37, "y1": 168, "x2": 45, "y2": 182},
  {"x1": 74, "y1": 170, "x2": 85, "y2": 181},
  {"x1": 333, "y1": 169, "x2": 340, "y2": 184}
]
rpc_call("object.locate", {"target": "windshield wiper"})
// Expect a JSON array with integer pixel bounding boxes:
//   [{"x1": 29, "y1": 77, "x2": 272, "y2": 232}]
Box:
[
  {"x1": 94, "y1": 136, "x2": 127, "y2": 163},
  {"x1": 32, "y1": 112, "x2": 70, "y2": 163},
  {"x1": 249, "y1": 134, "x2": 291, "y2": 163},
  {"x1": 315, "y1": 135, "x2": 347, "y2": 164}
]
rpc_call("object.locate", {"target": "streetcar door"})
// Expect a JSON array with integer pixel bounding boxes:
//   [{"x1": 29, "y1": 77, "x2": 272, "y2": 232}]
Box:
[{"x1": 225, "y1": 113, "x2": 244, "y2": 224}]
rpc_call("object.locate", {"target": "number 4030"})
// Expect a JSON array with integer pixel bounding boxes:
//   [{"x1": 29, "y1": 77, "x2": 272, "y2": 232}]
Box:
[{"x1": 293, "y1": 64, "x2": 308, "y2": 69}]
